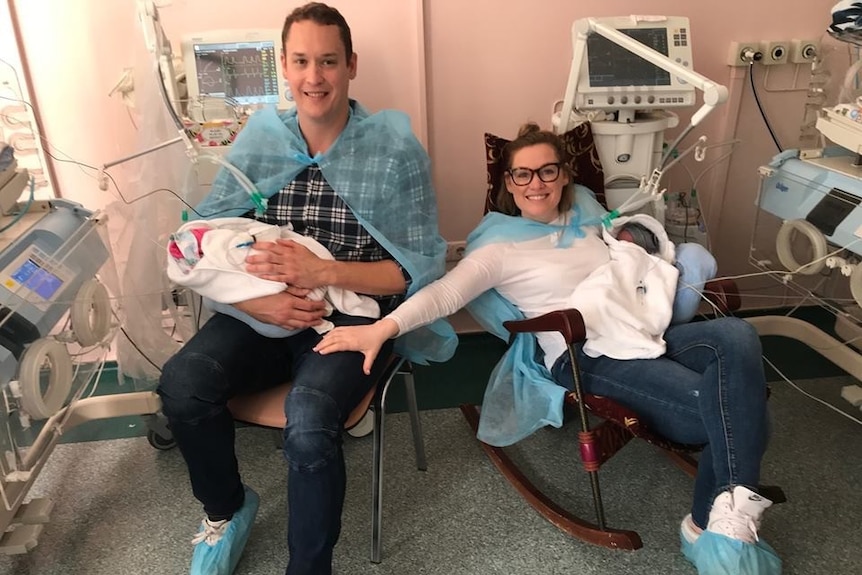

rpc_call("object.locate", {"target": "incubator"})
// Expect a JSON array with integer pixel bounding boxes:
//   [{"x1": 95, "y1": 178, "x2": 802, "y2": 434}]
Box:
[
  {"x1": 0, "y1": 1, "x2": 198, "y2": 553},
  {"x1": 0, "y1": 176, "x2": 164, "y2": 553},
  {"x1": 749, "y1": 26, "x2": 862, "y2": 383}
]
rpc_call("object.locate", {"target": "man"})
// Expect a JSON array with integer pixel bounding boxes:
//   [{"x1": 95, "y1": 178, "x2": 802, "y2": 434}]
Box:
[{"x1": 157, "y1": 4, "x2": 451, "y2": 574}]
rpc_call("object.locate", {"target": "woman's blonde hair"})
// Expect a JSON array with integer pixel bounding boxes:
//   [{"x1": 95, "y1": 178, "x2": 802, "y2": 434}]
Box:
[{"x1": 495, "y1": 122, "x2": 575, "y2": 217}]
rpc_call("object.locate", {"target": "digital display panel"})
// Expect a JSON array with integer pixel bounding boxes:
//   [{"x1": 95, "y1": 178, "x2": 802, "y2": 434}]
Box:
[
  {"x1": 587, "y1": 28, "x2": 671, "y2": 87},
  {"x1": 10, "y1": 258, "x2": 64, "y2": 300}
]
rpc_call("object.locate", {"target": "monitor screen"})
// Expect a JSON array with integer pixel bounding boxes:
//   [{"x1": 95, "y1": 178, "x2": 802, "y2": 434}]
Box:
[
  {"x1": 191, "y1": 39, "x2": 281, "y2": 106},
  {"x1": 181, "y1": 29, "x2": 292, "y2": 116},
  {"x1": 587, "y1": 28, "x2": 671, "y2": 87}
]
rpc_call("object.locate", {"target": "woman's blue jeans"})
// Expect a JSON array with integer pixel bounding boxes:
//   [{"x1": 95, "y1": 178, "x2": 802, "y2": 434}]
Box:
[
  {"x1": 550, "y1": 317, "x2": 769, "y2": 528},
  {"x1": 157, "y1": 312, "x2": 393, "y2": 575}
]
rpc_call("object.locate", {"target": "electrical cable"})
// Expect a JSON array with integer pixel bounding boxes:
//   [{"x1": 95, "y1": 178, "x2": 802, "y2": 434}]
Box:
[
  {"x1": 2, "y1": 90, "x2": 261, "y2": 221},
  {"x1": 111, "y1": 305, "x2": 164, "y2": 373},
  {"x1": 762, "y1": 355, "x2": 862, "y2": 426},
  {"x1": 678, "y1": 277, "x2": 862, "y2": 425},
  {"x1": 119, "y1": 325, "x2": 163, "y2": 373},
  {"x1": 748, "y1": 64, "x2": 783, "y2": 153}
]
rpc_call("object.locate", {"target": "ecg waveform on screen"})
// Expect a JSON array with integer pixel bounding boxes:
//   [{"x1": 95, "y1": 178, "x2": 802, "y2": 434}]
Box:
[{"x1": 195, "y1": 46, "x2": 279, "y2": 100}]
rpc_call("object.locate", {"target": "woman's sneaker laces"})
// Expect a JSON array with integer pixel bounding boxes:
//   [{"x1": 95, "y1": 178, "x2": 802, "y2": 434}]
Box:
[{"x1": 707, "y1": 486, "x2": 773, "y2": 543}]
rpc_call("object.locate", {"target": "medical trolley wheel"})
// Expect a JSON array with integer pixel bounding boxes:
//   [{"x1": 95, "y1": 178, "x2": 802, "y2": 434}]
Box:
[
  {"x1": 144, "y1": 413, "x2": 176, "y2": 450},
  {"x1": 147, "y1": 428, "x2": 177, "y2": 450}
]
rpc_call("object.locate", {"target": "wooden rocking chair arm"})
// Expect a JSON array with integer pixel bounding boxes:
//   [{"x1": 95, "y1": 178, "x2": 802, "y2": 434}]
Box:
[
  {"x1": 503, "y1": 309, "x2": 587, "y2": 345},
  {"x1": 703, "y1": 278, "x2": 741, "y2": 314}
]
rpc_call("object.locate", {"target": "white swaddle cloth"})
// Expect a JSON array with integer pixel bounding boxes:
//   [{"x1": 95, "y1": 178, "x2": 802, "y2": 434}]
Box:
[
  {"x1": 568, "y1": 214, "x2": 679, "y2": 360},
  {"x1": 166, "y1": 217, "x2": 380, "y2": 334}
]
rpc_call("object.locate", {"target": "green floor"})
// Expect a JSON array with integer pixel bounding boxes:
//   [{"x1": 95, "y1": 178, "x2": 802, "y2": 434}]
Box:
[{"x1": 36, "y1": 305, "x2": 854, "y2": 445}]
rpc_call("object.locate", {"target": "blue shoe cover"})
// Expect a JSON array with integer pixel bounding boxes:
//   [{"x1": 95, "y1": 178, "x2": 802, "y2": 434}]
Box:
[
  {"x1": 190, "y1": 486, "x2": 260, "y2": 575},
  {"x1": 681, "y1": 530, "x2": 782, "y2": 575}
]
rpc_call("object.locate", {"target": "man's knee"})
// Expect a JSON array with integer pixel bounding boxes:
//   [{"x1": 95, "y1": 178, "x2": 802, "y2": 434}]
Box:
[
  {"x1": 282, "y1": 387, "x2": 342, "y2": 471},
  {"x1": 157, "y1": 351, "x2": 227, "y2": 422}
]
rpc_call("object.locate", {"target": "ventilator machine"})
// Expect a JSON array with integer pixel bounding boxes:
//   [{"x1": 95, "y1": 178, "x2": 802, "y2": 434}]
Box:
[{"x1": 552, "y1": 15, "x2": 727, "y2": 228}]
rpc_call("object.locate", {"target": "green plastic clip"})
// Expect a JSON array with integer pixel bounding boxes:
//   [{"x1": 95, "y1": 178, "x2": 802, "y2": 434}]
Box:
[{"x1": 250, "y1": 190, "x2": 268, "y2": 216}]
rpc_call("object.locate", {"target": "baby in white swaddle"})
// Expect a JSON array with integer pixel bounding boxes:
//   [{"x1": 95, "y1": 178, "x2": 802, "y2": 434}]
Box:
[
  {"x1": 568, "y1": 214, "x2": 680, "y2": 360},
  {"x1": 166, "y1": 217, "x2": 380, "y2": 336}
]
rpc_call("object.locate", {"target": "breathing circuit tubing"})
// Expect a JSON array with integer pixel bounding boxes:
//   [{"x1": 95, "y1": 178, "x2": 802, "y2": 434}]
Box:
[{"x1": 602, "y1": 134, "x2": 709, "y2": 227}]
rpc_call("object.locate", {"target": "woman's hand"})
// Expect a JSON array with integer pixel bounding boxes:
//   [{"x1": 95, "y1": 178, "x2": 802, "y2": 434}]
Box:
[{"x1": 314, "y1": 319, "x2": 399, "y2": 375}]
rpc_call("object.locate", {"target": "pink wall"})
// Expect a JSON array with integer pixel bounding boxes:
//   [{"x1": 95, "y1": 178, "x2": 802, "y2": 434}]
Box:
[{"x1": 13, "y1": 0, "x2": 845, "y2": 296}]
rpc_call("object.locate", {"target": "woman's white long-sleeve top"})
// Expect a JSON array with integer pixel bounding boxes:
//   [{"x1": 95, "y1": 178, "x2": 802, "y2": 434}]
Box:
[{"x1": 385, "y1": 214, "x2": 679, "y2": 367}]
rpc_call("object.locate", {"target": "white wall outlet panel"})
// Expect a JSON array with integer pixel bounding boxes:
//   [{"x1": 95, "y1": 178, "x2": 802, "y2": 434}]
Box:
[
  {"x1": 727, "y1": 41, "x2": 762, "y2": 66},
  {"x1": 445, "y1": 241, "x2": 466, "y2": 262},
  {"x1": 761, "y1": 41, "x2": 789, "y2": 65},
  {"x1": 790, "y1": 39, "x2": 819, "y2": 64}
]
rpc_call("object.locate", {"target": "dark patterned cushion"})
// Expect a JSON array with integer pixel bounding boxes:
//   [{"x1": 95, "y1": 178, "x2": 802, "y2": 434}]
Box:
[{"x1": 484, "y1": 122, "x2": 606, "y2": 214}]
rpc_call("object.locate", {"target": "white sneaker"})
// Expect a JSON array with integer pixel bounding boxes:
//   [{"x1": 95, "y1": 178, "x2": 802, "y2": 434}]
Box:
[{"x1": 706, "y1": 486, "x2": 773, "y2": 543}]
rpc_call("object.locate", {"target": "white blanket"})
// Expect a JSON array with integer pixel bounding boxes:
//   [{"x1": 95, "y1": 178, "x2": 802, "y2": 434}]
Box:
[
  {"x1": 166, "y1": 217, "x2": 380, "y2": 333},
  {"x1": 569, "y1": 214, "x2": 679, "y2": 359}
]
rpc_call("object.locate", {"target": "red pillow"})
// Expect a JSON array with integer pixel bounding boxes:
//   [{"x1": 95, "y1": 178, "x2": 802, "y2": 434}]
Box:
[{"x1": 484, "y1": 122, "x2": 606, "y2": 213}]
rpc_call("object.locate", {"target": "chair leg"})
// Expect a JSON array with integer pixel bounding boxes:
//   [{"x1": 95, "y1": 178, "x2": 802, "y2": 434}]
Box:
[
  {"x1": 460, "y1": 404, "x2": 643, "y2": 550},
  {"x1": 401, "y1": 365, "x2": 427, "y2": 471},
  {"x1": 369, "y1": 358, "x2": 429, "y2": 563},
  {"x1": 370, "y1": 387, "x2": 385, "y2": 564}
]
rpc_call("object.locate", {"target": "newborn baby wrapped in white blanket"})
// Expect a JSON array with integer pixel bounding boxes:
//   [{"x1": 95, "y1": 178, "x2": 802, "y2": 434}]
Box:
[
  {"x1": 166, "y1": 217, "x2": 380, "y2": 335},
  {"x1": 569, "y1": 214, "x2": 679, "y2": 360}
]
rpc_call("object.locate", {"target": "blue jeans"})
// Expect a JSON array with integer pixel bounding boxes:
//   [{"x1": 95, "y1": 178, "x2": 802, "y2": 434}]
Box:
[
  {"x1": 550, "y1": 317, "x2": 768, "y2": 528},
  {"x1": 157, "y1": 312, "x2": 393, "y2": 575}
]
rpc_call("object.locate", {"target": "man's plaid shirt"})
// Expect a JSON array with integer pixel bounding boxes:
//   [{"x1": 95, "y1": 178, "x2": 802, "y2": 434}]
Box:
[{"x1": 255, "y1": 165, "x2": 409, "y2": 314}]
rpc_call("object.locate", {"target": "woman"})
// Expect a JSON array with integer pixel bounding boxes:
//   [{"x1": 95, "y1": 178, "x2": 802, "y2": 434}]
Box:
[{"x1": 314, "y1": 123, "x2": 781, "y2": 575}]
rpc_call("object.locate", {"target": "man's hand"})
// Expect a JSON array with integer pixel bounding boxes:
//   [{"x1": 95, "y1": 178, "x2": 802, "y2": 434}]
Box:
[
  {"x1": 235, "y1": 291, "x2": 327, "y2": 330},
  {"x1": 314, "y1": 319, "x2": 399, "y2": 375},
  {"x1": 245, "y1": 240, "x2": 332, "y2": 289}
]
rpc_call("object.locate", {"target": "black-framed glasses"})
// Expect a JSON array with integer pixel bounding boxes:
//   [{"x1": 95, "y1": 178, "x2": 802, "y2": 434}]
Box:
[{"x1": 506, "y1": 162, "x2": 562, "y2": 186}]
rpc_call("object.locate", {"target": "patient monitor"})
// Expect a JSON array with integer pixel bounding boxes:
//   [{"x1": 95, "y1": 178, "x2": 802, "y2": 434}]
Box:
[
  {"x1": 570, "y1": 16, "x2": 696, "y2": 116},
  {"x1": 181, "y1": 29, "x2": 292, "y2": 122}
]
